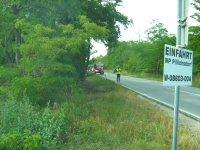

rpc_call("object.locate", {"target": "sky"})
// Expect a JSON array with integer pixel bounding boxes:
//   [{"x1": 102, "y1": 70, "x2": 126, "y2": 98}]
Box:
[{"x1": 91, "y1": 0, "x2": 199, "y2": 58}]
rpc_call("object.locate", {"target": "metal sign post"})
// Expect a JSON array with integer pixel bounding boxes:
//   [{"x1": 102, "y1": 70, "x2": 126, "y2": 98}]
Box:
[
  {"x1": 163, "y1": 45, "x2": 193, "y2": 149},
  {"x1": 172, "y1": 85, "x2": 180, "y2": 150},
  {"x1": 172, "y1": 0, "x2": 189, "y2": 150},
  {"x1": 162, "y1": 0, "x2": 190, "y2": 150}
]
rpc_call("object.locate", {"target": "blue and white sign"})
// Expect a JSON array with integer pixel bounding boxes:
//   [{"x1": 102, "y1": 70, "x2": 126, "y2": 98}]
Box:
[{"x1": 163, "y1": 44, "x2": 193, "y2": 86}]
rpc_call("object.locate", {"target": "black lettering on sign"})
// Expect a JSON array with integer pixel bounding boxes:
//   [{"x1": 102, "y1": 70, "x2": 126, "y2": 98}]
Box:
[{"x1": 164, "y1": 74, "x2": 191, "y2": 82}]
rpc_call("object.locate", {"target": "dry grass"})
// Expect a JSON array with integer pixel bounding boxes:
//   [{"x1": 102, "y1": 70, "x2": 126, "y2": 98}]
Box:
[
  {"x1": 68, "y1": 74, "x2": 200, "y2": 149},
  {"x1": 193, "y1": 75, "x2": 200, "y2": 87}
]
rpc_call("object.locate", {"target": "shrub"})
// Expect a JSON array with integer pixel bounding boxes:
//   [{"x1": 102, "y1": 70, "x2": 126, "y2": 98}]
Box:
[
  {"x1": 0, "y1": 130, "x2": 42, "y2": 150},
  {"x1": 0, "y1": 97, "x2": 66, "y2": 149}
]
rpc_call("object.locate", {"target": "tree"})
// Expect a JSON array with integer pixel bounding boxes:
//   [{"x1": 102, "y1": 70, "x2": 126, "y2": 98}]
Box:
[
  {"x1": 191, "y1": 0, "x2": 200, "y2": 22},
  {"x1": 145, "y1": 19, "x2": 168, "y2": 43},
  {"x1": 0, "y1": 0, "x2": 131, "y2": 105},
  {"x1": 60, "y1": 15, "x2": 109, "y2": 81},
  {"x1": 145, "y1": 19, "x2": 169, "y2": 75},
  {"x1": 80, "y1": 0, "x2": 132, "y2": 49},
  {"x1": 187, "y1": 26, "x2": 200, "y2": 75},
  {"x1": 0, "y1": 0, "x2": 32, "y2": 64},
  {"x1": 56, "y1": 0, "x2": 132, "y2": 80},
  {"x1": 0, "y1": 0, "x2": 64, "y2": 64},
  {"x1": 189, "y1": 0, "x2": 200, "y2": 75}
]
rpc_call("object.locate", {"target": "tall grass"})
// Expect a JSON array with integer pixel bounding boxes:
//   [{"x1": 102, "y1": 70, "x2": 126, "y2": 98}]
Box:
[
  {"x1": 193, "y1": 75, "x2": 200, "y2": 87},
  {"x1": 66, "y1": 74, "x2": 200, "y2": 149},
  {"x1": 0, "y1": 74, "x2": 199, "y2": 149},
  {"x1": 121, "y1": 71, "x2": 163, "y2": 82}
]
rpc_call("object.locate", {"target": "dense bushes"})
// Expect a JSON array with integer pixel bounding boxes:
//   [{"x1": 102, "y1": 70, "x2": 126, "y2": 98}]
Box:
[{"x1": 0, "y1": 97, "x2": 66, "y2": 149}]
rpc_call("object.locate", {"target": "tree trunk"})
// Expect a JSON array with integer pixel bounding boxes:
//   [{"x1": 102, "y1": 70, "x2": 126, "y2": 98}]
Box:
[
  {"x1": 13, "y1": 4, "x2": 21, "y2": 64},
  {"x1": 81, "y1": 44, "x2": 87, "y2": 81},
  {"x1": 85, "y1": 41, "x2": 91, "y2": 69},
  {"x1": 15, "y1": 28, "x2": 21, "y2": 64},
  {"x1": 156, "y1": 52, "x2": 160, "y2": 75},
  {"x1": 5, "y1": 36, "x2": 12, "y2": 63}
]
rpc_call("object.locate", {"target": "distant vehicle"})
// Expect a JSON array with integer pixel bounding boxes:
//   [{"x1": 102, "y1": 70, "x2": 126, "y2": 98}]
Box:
[
  {"x1": 112, "y1": 68, "x2": 117, "y2": 73},
  {"x1": 94, "y1": 62, "x2": 104, "y2": 75},
  {"x1": 88, "y1": 65, "x2": 94, "y2": 72}
]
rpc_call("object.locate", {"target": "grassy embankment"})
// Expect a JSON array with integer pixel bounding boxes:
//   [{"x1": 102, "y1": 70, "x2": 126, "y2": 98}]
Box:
[
  {"x1": 0, "y1": 73, "x2": 199, "y2": 149},
  {"x1": 67, "y1": 74, "x2": 200, "y2": 149}
]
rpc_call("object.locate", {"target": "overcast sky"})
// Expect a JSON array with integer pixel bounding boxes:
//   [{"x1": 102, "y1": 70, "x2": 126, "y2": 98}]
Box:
[{"x1": 91, "y1": 0, "x2": 199, "y2": 58}]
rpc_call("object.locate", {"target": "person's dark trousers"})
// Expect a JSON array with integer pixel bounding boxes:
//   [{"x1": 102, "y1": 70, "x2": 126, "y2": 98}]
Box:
[{"x1": 117, "y1": 74, "x2": 120, "y2": 82}]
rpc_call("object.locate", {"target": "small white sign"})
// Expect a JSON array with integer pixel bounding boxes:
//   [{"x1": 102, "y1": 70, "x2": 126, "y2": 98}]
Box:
[{"x1": 163, "y1": 44, "x2": 193, "y2": 86}]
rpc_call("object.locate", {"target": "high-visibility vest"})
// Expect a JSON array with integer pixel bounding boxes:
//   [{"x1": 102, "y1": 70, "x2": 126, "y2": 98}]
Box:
[{"x1": 116, "y1": 68, "x2": 121, "y2": 74}]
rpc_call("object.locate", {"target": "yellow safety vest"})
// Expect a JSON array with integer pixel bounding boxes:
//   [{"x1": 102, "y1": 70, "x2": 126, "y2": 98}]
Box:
[{"x1": 116, "y1": 68, "x2": 121, "y2": 74}]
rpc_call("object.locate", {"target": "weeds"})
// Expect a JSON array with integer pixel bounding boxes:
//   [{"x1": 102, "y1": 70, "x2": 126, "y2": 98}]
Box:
[
  {"x1": 0, "y1": 74, "x2": 199, "y2": 149},
  {"x1": 67, "y1": 75, "x2": 200, "y2": 149},
  {"x1": 193, "y1": 75, "x2": 200, "y2": 87},
  {"x1": 0, "y1": 97, "x2": 66, "y2": 149}
]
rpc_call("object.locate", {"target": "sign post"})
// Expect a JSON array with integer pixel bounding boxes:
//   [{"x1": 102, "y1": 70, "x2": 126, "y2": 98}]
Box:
[
  {"x1": 163, "y1": 44, "x2": 193, "y2": 149},
  {"x1": 163, "y1": 1, "x2": 191, "y2": 149}
]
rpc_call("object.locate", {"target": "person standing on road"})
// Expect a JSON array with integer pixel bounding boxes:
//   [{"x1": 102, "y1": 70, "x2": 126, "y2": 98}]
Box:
[{"x1": 116, "y1": 66, "x2": 121, "y2": 82}]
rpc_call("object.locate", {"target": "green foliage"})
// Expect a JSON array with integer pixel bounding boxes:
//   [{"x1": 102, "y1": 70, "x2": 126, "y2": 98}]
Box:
[
  {"x1": 191, "y1": 0, "x2": 200, "y2": 22},
  {"x1": 5, "y1": 21, "x2": 79, "y2": 104},
  {"x1": 187, "y1": 26, "x2": 200, "y2": 75},
  {"x1": 83, "y1": 75, "x2": 114, "y2": 93},
  {"x1": 0, "y1": 0, "x2": 132, "y2": 106},
  {"x1": 145, "y1": 19, "x2": 168, "y2": 43},
  {"x1": 79, "y1": 116, "x2": 101, "y2": 135},
  {"x1": 9, "y1": 76, "x2": 39, "y2": 100},
  {"x1": 100, "y1": 36, "x2": 175, "y2": 75},
  {"x1": 80, "y1": 0, "x2": 132, "y2": 49},
  {"x1": 0, "y1": 130, "x2": 42, "y2": 150},
  {"x1": 60, "y1": 15, "x2": 109, "y2": 81},
  {"x1": 0, "y1": 0, "x2": 199, "y2": 148},
  {"x1": 0, "y1": 69, "x2": 199, "y2": 149},
  {"x1": 0, "y1": 66, "x2": 19, "y2": 86},
  {"x1": 0, "y1": 97, "x2": 66, "y2": 149}
]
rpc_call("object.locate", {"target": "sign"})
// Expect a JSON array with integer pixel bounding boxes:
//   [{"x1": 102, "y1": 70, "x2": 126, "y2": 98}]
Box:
[{"x1": 163, "y1": 44, "x2": 193, "y2": 86}]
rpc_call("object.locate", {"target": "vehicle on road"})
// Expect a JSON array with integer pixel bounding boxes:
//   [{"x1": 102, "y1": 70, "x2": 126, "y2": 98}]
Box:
[
  {"x1": 88, "y1": 65, "x2": 94, "y2": 72},
  {"x1": 94, "y1": 62, "x2": 104, "y2": 75}
]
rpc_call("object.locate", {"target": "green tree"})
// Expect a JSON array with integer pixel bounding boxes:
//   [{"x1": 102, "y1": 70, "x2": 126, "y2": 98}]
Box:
[
  {"x1": 187, "y1": 26, "x2": 200, "y2": 75},
  {"x1": 80, "y1": 0, "x2": 132, "y2": 49},
  {"x1": 191, "y1": 0, "x2": 200, "y2": 22},
  {"x1": 0, "y1": 0, "x2": 32, "y2": 64},
  {"x1": 60, "y1": 16, "x2": 109, "y2": 81},
  {"x1": 145, "y1": 19, "x2": 169, "y2": 75},
  {"x1": 189, "y1": 0, "x2": 200, "y2": 75},
  {"x1": 0, "y1": 0, "x2": 131, "y2": 105}
]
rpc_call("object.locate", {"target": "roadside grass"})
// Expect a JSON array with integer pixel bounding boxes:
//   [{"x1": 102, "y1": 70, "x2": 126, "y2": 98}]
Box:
[
  {"x1": 66, "y1": 74, "x2": 200, "y2": 149},
  {"x1": 193, "y1": 75, "x2": 200, "y2": 87},
  {"x1": 120, "y1": 71, "x2": 163, "y2": 82}
]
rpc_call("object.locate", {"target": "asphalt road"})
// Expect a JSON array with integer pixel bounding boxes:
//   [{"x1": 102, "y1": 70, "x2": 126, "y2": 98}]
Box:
[{"x1": 102, "y1": 72, "x2": 200, "y2": 120}]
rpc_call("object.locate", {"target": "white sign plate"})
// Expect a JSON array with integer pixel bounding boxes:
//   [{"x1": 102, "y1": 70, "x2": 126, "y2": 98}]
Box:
[{"x1": 163, "y1": 44, "x2": 193, "y2": 86}]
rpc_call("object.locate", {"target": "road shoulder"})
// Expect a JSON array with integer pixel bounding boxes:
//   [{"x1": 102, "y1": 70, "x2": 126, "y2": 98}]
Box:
[{"x1": 138, "y1": 95, "x2": 200, "y2": 137}]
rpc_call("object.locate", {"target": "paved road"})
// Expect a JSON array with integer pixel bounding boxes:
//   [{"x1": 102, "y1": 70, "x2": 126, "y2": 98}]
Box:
[{"x1": 103, "y1": 73, "x2": 200, "y2": 120}]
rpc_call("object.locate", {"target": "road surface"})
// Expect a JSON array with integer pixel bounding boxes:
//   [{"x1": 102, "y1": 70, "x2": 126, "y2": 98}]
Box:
[{"x1": 103, "y1": 73, "x2": 200, "y2": 120}]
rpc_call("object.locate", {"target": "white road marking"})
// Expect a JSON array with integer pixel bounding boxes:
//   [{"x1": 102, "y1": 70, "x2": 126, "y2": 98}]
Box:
[
  {"x1": 166, "y1": 88, "x2": 200, "y2": 97},
  {"x1": 123, "y1": 85, "x2": 200, "y2": 120}
]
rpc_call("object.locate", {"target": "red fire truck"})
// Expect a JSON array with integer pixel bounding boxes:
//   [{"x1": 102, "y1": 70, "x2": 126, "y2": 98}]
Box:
[{"x1": 94, "y1": 62, "x2": 104, "y2": 75}]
